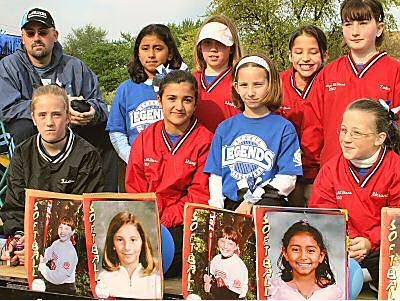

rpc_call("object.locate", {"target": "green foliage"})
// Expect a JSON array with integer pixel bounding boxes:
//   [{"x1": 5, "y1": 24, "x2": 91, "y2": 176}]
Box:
[
  {"x1": 168, "y1": 19, "x2": 203, "y2": 70},
  {"x1": 64, "y1": 27, "x2": 133, "y2": 97},
  {"x1": 208, "y1": 0, "x2": 399, "y2": 70},
  {"x1": 383, "y1": 31, "x2": 400, "y2": 59},
  {"x1": 61, "y1": 1, "x2": 399, "y2": 100},
  {"x1": 63, "y1": 24, "x2": 108, "y2": 58},
  {"x1": 83, "y1": 41, "x2": 131, "y2": 92},
  {"x1": 186, "y1": 209, "x2": 257, "y2": 299}
]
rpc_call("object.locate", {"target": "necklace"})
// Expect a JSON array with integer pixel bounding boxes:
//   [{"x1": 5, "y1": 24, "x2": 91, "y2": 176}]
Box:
[
  {"x1": 293, "y1": 280, "x2": 316, "y2": 299},
  {"x1": 298, "y1": 290, "x2": 312, "y2": 299}
]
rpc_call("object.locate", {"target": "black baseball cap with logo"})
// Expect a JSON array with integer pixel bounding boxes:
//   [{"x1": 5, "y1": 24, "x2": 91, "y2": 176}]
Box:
[{"x1": 21, "y1": 8, "x2": 55, "y2": 29}]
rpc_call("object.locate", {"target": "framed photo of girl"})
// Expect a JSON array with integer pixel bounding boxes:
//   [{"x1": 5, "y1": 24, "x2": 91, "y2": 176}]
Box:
[
  {"x1": 379, "y1": 207, "x2": 400, "y2": 300},
  {"x1": 82, "y1": 192, "x2": 163, "y2": 299},
  {"x1": 253, "y1": 206, "x2": 348, "y2": 300},
  {"x1": 182, "y1": 203, "x2": 257, "y2": 300},
  {"x1": 24, "y1": 189, "x2": 89, "y2": 296}
]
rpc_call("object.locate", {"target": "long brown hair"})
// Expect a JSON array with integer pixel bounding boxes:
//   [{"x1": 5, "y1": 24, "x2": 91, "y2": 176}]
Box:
[{"x1": 102, "y1": 212, "x2": 157, "y2": 275}]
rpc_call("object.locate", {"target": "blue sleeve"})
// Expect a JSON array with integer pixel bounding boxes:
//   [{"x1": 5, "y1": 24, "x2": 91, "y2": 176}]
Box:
[
  {"x1": 109, "y1": 132, "x2": 130, "y2": 164},
  {"x1": 0, "y1": 57, "x2": 32, "y2": 122},
  {"x1": 66, "y1": 59, "x2": 108, "y2": 124},
  {"x1": 106, "y1": 83, "x2": 127, "y2": 133},
  {"x1": 204, "y1": 130, "x2": 223, "y2": 176},
  {"x1": 277, "y1": 123, "x2": 303, "y2": 176}
]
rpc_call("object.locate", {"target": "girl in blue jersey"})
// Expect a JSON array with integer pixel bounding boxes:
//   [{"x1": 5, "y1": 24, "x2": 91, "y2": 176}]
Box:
[
  {"x1": 106, "y1": 24, "x2": 186, "y2": 163},
  {"x1": 205, "y1": 54, "x2": 303, "y2": 214}
]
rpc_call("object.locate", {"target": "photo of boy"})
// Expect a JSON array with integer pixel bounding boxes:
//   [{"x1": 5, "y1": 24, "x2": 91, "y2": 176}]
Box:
[
  {"x1": 204, "y1": 226, "x2": 248, "y2": 299},
  {"x1": 38, "y1": 216, "x2": 78, "y2": 294}
]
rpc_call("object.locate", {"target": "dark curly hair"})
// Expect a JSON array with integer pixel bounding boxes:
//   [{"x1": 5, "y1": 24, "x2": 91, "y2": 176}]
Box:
[{"x1": 277, "y1": 221, "x2": 336, "y2": 288}]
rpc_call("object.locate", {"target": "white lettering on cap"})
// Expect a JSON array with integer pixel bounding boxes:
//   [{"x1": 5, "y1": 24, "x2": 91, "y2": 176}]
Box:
[{"x1": 28, "y1": 11, "x2": 47, "y2": 19}]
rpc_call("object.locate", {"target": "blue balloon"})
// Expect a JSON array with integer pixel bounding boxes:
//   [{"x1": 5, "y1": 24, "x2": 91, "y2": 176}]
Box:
[
  {"x1": 349, "y1": 258, "x2": 364, "y2": 299},
  {"x1": 161, "y1": 225, "x2": 175, "y2": 274}
]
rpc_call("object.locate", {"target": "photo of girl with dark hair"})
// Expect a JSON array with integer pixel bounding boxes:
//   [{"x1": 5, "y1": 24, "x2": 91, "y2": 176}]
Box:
[{"x1": 270, "y1": 220, "x2": 344, "y2": 300}]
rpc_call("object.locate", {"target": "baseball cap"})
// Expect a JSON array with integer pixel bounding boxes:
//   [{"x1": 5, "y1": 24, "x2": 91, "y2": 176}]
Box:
[
  {"x1": 197, "y1": 22, "x2": 234, "y2": 47},
  {"x1": 21, "y1": 8, "x2": 55, "y2": 29}
]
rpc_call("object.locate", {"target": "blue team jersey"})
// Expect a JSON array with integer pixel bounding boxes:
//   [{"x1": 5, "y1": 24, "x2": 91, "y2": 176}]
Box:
[
  {"x1": 204, "y1": 113, "x2": 303, "y2": 201},
  {"x1": 106, "y1": 79, "x2": 163, "y2": 145}
]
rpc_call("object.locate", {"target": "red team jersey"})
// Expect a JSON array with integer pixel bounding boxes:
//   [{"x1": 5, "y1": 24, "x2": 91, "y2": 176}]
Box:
[
  {"x1": 303, "y1": 51, "x2": 400, "y2": 166},
  {"x1": 309, "y1": 147, "x2": 400, "y2": 250},
  {"x1": 194, "y1": 68, "x2": 241, "y2": 133},
  {"x1": 280, "y1": 68, "x2": 320, "y2": 180},
  {"x1": 125, "y1": 119, "x2": 213, "y2": 228}
]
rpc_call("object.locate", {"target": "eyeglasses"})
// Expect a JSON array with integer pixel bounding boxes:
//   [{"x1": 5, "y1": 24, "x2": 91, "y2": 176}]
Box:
[
  {"x1": 23, "y1": 28, "x2": 52, "y2": 38},
  {"x1": 337, "y1": 127, "x2": 376, "y2": 139}
]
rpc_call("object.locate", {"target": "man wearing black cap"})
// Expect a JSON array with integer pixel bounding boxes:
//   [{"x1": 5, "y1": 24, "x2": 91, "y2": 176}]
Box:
[{"x1": 0, "y1": 8, "x2": 118, "y2": 191}]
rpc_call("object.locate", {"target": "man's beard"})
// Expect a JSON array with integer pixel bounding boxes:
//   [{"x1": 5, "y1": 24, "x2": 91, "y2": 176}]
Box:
[{"x1": 30, "y1": 43, "x2": 51, "y2": 60}]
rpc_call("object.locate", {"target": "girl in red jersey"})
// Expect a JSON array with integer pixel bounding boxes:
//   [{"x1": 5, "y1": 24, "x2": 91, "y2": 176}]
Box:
[
  {"x1": 280, "y1": 25, "x2": 328, "y2": 206},
  {"x1": 193, "y1": 15, "x2": 243, "y2": 133},
  {"x1": 125, "y1": 70, "x2": 213, "y2": 278},
  {"x1": 309, "y1": 98, "x2": 400, "y2": 292},
  {"x1": 303, "y1": 0, "x2": 400, "y2": 170}
]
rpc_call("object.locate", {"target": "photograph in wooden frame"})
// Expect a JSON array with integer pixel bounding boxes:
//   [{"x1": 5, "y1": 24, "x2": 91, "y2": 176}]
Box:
[
  {"x1": 379, "y1": 207, "x2": 400, "y2": 300},
  {"x1": 82, "y1": 192, "x2": 163, "y2": 299},
  {"x1": 24, "y1": 189, "x2": 90, "y2": 297},
  {"x1": 182, "y1": 203, "x2": 257, "y2": 300},
  {"x1": 253, "y1": 206, "x2": 348, "y2": 300}
]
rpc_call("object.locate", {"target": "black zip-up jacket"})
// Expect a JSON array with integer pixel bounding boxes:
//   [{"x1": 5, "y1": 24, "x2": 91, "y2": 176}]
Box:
[{"x1": 0, "y1": 131, "x2": 104, "y2": 235}]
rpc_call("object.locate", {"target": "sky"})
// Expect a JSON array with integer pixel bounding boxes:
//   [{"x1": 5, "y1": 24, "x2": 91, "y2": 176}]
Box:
[
  {"x1": 1, "y1": 1, "x2": 399, "y2": 43},
  {"x1": 0, "y1": 0, "x2": 211, "y2": 42}
]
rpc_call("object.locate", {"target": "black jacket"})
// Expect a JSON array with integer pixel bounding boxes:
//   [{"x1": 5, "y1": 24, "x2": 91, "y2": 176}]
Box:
[{"x1": 0, "y1": 132, "x2": 104, "y2": 235}]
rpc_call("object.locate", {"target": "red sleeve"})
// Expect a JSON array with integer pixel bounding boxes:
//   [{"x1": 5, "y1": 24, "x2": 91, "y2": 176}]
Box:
[
  {"x1": 125, "y1": 133, "x2": 148, "y2": 193},
  {"x1": 369, "y1": 156, "x2": 400, "y2": 250},
  {"x1": 160, "y1": 141, "x2": 211, "y2": 228},
  {"x1": 389, "y1": 165, "x2": 400, "y2": 208},
  {"x1": 301, "y1": 76, "x2": 324, "y2": 182},
  {"x1": 308, "y1": 165, "x2": 338, "y2": 209}
]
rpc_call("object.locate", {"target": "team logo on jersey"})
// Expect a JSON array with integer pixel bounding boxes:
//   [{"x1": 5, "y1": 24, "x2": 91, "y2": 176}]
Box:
[
  {"x1": 336, "y1": 190, "x2": 352, "y2": 200},
  {"x1": 144, "y1": 157, "x2": 158, "y2": 166},
  {"x1": 379, "y1": 84, "x2": 391, "y2": 92},
  {"x1": 325, "y1": 82, "x2": 345, "y2": 92},
  {"x1": 222, "y1": 134, "x2": 275, "y2": 180},
  {"x1": 60, "y1": 178, "x2": 75, "y2": 184},
  {"x1": 371, "y1": 191, "x2": 388, "y2": 198},
  {"x1": 129, "y1": 100, "x2": 163, "y2": 132},
  {"x1": 184, "y1": 159, "x2": 196, "y2": 167},
  {"x1": 63, "y1": 262, "x2": 71, "y2": 270},
  {"x1": 224, "y1": 100, "x2": 236, "y2": 108},
  {"x1": 293, "y1": 148, "x2": 302, "y2": 167}
]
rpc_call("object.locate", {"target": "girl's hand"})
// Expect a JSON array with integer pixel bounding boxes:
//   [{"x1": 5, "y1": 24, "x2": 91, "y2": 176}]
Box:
[
  {"x1": 14, "y1": 249, "x2": 25, "y2": 266},
  {"x1": 204, "y1": 274, "x2": 211, "y2": 293},
  {"x1": 235, "y1": 201, "x2": 253, "y2": 215},
  {"x1": 349, "y1": 237, "x2": 371, "y2": 262}
]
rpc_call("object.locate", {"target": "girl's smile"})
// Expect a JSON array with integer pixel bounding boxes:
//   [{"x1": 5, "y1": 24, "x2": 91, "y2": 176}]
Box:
[
  {"x1": 283, "y1": 232, "x2": 325, "y2": 278},
  {"x1": 158, "y1": 82, "x2": 197, "y2": 135}
]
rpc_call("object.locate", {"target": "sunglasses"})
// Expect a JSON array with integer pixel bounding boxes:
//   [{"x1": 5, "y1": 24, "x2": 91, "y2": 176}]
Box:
[{"x1": 24, "y1": 28, "x2": 52, "y2": 38}]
